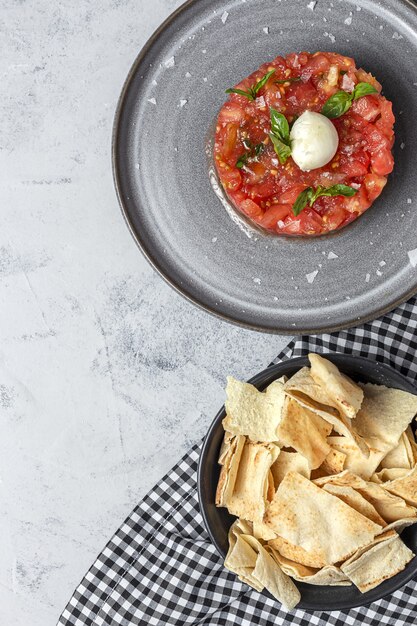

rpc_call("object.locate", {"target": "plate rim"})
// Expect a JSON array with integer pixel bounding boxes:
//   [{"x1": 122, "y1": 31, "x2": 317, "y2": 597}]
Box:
[
  {"x1": 112, "y1": 0, "x2": 417, "y2": 335},
  {"x1": 197, "y1": 353, "x2": 417, "y2": 611}
]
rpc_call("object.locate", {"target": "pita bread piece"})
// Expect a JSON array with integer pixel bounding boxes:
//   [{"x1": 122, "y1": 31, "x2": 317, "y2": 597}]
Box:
[
  {"x1": 380, "y1": 432, "x2": 414, "y2": 470},
  {"x1": 405, "y1": 426, "x2": 417, "y2": 463},
  {"x1": 223, "y1": 377, "x2": 285, "y2": 442},
  {"x1": 226, "y1": 441, "x2": 279, "y2": 523},
  {"x1": 326, "y1": 436, "x2": 386, "y2": 480},
  {"x1": 284, "y1": 369, "x2": 369, "y2": 458},
  {"x1": 224, "y1": 521, "x2": 264, "y2": 592},
  {"x1": 264, "y1": 472, "x2": 382, "y2": 565},
  {"x1": 276, "y1": 397, "x2": 332, "y2": 469},
  {"x1": 216, "y1": 435, "x2": 245, "y2": 507},
  {"x1": 309, "y1": 353, "x2": 363, "y2": 419},
  {"x1": 218, "y1": 431, "x2": 235, "y2": 465},
  {"x1": 311, "y1": 447, "x2": 346, "y2": 479},
  {"x1": 253, "y1": 520, "x2": 277, "y2": 542},
  {"x1": 356, "y1": 383, "x2": 417, "y2": 450},
  {"x1": 268, "y1": 535, "x2": 328, "y2": 568},
  {"x1": 322, "y1": 483, "x2": 386, "y2": 526},
  {"x1": 314, "y1": 470, "x2": 417, "y2": 523},
  {"x1": 341, "y1": 534, "x2": 414, "y2": 593},
  {"x1": 371, "y1": 468, "x2": 410, "y2": 483},
  {"x1": 242, "y1": 535, "x2": 301, "y2": 610},
  {"x1": 271, "y1": 450, "x2": 310, "y2": 487},
  {"x1": 381, "y1": 465, "x2": 417, "y2": 507},
  {"x1": 269, "y1": 548, "x2": 351, "y2": 586}
]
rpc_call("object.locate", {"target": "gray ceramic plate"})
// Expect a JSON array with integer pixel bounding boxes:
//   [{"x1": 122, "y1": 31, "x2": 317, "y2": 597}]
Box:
[{"x1": 113, "y1": 0, "x2": 417, "y2": 334}]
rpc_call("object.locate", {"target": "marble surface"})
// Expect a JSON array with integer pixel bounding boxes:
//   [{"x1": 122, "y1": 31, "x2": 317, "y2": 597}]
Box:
[{"x1": 1, "y1": 2, "x2": 291, "y2": 623}]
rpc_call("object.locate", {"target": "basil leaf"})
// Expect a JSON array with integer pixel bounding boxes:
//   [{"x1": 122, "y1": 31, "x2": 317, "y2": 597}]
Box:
[
  {"x1": 293, "y1": 187, "x2": 313, "y2": 216},
  {"x1": 236, "y1": 153, "x2": 249, "y2": 169},
  {"x1": 353, "y1": 82, "x2": 378, "y2": 100},
  {"x1": 226, "y1": 70, "x2": 275, "y2": 101},
  {"x1": 274, "y1": 76, "x2": 301, "y2": 85},
  {"x1": 225, "y1": 87, "x2": 254, "y2": 101},
  {"x1": 317, "y1": 184, "x2": 357, "y2": 198},
  {"x1": 270, "y1": 108, "x2": 290, "y2": 143},
  {"x1": 321, "y1": 91, "x2": 353, "y2": 118},
  {"x1": 236, "y1": 143, "x2": 265, "y2": 168},
  {"x1": 293, "y1": 184, "x2": 357, "y2": 215},
  {"x1": 252, "y1": 69, "x2": 276, "y2": 96},
  {"x1": 269, "y1": 133, "x2": 292, "y2": 165}
]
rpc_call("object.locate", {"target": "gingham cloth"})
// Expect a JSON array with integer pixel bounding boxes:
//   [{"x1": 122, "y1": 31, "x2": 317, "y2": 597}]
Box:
[{"x1": 59, "y1": 296, "x2": 417, "y2": 626}]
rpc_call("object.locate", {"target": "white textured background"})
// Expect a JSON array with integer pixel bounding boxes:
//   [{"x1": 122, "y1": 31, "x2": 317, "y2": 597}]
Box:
[{"x1": 1, "y1": 1, "x2": 291, "y2": 623}]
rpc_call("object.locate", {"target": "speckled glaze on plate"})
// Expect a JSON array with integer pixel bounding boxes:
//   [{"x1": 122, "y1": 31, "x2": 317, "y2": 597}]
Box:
[{"x1": 113, "y1": 0, "x2": 417, "y2": 334}]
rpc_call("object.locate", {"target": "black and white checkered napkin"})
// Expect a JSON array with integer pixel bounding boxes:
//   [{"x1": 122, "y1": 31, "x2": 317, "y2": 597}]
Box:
[{"x1": 59, "y1": 297, "x2": 417, "y2": 626}]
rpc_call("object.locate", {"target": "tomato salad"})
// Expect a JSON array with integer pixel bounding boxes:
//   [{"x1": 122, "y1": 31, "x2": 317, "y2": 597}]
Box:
[{"x1": 213, "y1": 52, "x2": 395, "y2": 236}]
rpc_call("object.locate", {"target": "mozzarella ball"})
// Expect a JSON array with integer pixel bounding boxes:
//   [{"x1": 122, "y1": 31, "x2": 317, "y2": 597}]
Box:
[{"x1": 289, "y1": 111, "x2": 339, "y2": 171}]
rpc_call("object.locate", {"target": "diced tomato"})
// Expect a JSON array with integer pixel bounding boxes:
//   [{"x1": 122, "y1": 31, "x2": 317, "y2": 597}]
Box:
[
  {"x1": 375, "y1": 100, "x2": 395, "y2": 139},
  {"x1": 363, "y1": 173, "x2": 387, "y2": 202},
  {"x1": 259, "y1": 204, "x2": 291, "y2": 229},
  {"x1": 217, "y1": 103, "x2": 247, "y2": 125},
  {"x1": 217, "y1": 162, "x2": 242, "y2": 191},
  {"x1": 298, "y1": 209, "x2": 324, "y2": 234},
  {"x1": 340, "y1": 150, "x2": 370, "y2": 177},
  {"x1": 220, "y1": 123, "x2": 238, "y2": 159},
  {"x1": 371, "y1": 149, "x2": 394, "y2": 176},
  {"x1": 245, "y1": 161, "x2": 267, "y2": 183},
  {"x1": 343, "y1": 186, "x2": 371, "y2": 215},
  {"x1": 301, "y1": 54, "x2": 330, "y2": 80},
  {"x1": 239, "y1": 199, "x2": 263, "y2": 218},
  {"x1": 363, "y1": 125, "x2": 391, "y2": 153},
  {"x1": 351, "y1": 95, "x2": 380, "y2": 122},
  {"x1": 245, "y1": 177, "x2": 277, "y2": 199},
  {"x1": 286, "y1": 81, "x2": 318, "y2": 112},
  {"x1": 322, "y1": 205, "x2": 348, "y2": 231},
  {"x1": 278, "y1": 184, "x2": 307, "y2": 204},
  {"x1": 214, "y1": 51, "x2": 394, "y2": 236}
]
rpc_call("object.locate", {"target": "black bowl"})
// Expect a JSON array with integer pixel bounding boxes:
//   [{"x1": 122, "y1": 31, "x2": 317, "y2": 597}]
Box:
[{"x1": 198, "y1": 354, "x2": 417, "y2": 611}]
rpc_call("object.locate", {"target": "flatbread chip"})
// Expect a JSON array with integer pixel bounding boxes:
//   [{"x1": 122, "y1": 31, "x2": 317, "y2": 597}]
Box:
[
  {"x1": 405, "y1": 426, "x2": 417, "y2": 463},
  {"x1": 236, "y1": 535, "x2": 301, "y2": 610},
  {"x1": 269, "y1": 535, "x2": 327, "y2": 568},
  {"x1": 380, "y1": 432, "x2": 414, "y2": 470},
  {"x1": 322, "y1": 484, "x2": 386, "y2": 526},
  {"x1": 371, "y1": 468, "x2": 410, "y2": 483},
  {"x1": 276, "y1": 397, "x2": 332, "y2": 469},
  {"x1": 284, "y1": 367, "x2": 341, "y2": 411},
  {"x1": 269, "y1": 549, "x2": 351, "y2": 586},
  {"x1": 309, "y1": 353, "x2": 363, "y2": 419},
  {"x1": 264, "y1": 472, "x2": 382, "y2": 565},
  {"x1": 356, "y1": 383, "x2": 417, "y2": 450},
  {"x1": 341, "y1": 535, "x2": 414, "y2": 593},
  {"x1": 226, "y1": 441, "x2": 279, "y2": 522},
  {"x1": 314, "y1": 470, "x2": 417, "y2": 523},
  {"x1": 218, "y1": 431, "x2": 234, "y2": 465},
  {"x1": 253, "y1": 520, "x2": 277, "y2": 541},
  {"x1": 225, "y1": 532, "x2": 258, "y2": 571},
  {"x1": 311, "y1": 448, "x2": 346, "y2": 479},
  {"x1": 267, "y1": 470, "x2": 275, "y2": 502},
  {"x1": 216, "y1": 435, "x2": 245, "y2": 506},
  {"x1": 225, "y1": 522, "x2": 264, "y2": 592},
  {"x1": 384, "y1": 517, "x2": 417, "y2": 533},
  {"x1": 223, "y1": 377, "x2": 285, "y2": 442},
  {"x1": 381, "y1": 465, "x2": 417, "y2": 506},
  {"x1": 284, "y1": 369, "x2": 369, "y2": 457},
  {"x1": 271, "y1": 450, "x2": 310, "y2": 487},
  {"x1": 326, "y1": 436, "x2": 386, "y2": 480}
]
